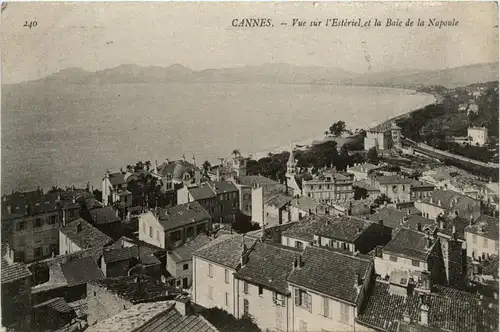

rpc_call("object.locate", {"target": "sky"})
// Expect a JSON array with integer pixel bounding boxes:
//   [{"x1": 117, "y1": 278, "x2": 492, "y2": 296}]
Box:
[{"x1": 1, "y1": 1, "x2": 498, "y2": 84}]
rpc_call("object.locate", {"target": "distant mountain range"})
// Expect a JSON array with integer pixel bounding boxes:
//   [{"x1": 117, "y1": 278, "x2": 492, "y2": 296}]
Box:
[{"x1": 19, "y1": 62, "x2": 499, "y2": 89}]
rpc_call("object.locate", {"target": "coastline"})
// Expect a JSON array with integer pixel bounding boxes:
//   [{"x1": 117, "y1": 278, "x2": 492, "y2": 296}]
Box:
[{"x1": 248, "y1": 89, "x2": 438, "y2": 161}]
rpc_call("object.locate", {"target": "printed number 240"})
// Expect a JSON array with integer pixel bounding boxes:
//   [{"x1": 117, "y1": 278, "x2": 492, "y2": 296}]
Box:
[{"x1": 23, "y1": 21, "x2": 37, "y2": 28}]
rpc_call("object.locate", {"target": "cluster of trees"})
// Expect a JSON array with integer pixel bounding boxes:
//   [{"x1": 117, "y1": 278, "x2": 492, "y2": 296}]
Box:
[{"x1": 327, "y1": 120, "x2": 347, "y2": 137}]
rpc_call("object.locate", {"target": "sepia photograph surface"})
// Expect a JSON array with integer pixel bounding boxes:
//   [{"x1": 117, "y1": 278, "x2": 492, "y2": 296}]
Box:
[{"x1": 1, "y1": 2, "x2": 499, "y2": 332}]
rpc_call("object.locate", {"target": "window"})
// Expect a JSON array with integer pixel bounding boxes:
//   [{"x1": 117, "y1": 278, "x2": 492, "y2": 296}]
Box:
[
  {"x1": 49, "y1": 244, "x2": 57, "y2": 255},
  {"x1": 156, "y1": 230, "x2": 160, "y2": 241},
  {"x1": 171, "y1": 230, "x2": 181, "y2": 241},
  {"x1": 143, "y1": 221, "x2": 146, "y2": 233},
  {"x1": 243, "y1": 299, "x2": 249, "y2": 315},
  {"x1": 225, "y1": 292, "x2": 229, "y2": 306},
  {"x1": 340, "y1": 303, "x2": 350, "y2": 324},
  {"x1": 390, "y1": 255, "x2": 398, "y2": 262},
  {"x1": 322, "y1": 296, "x2": 330, "y2": 318},
  {"x1": 299, "y1": 320, "x2": 307, "y2": 332},
  {"x1": 258, "y1": 285, "x2": 263, "y2": 296},
  {"x1": 34, "y1": 218, "x2": 43, "y2": 228},
  {"x1": 183, "y1": 264, "x2": 189, "y2": 271},
  {"x1": 412, "y1": 260, "x2": 420, "y2": 267},
  {"x1": 225, "y1": 269, "x2": 230, "y2": 284},
  {"x1": 176, "y1": 279, "x2": 181, "y2": 286},
  {"x1": 34, "y1": 247, "x2": 43, "y2": 258},
  {"x1": 17, "y1": 221, "x2": 26, "y2": 231},
  {"x1": 208, "y1": 286, "x2": 213, "y2": 299},
  {"x1": 484, "y1": 238, "x2": 489, "y2": 249},
  {"x1": 295, "y1": 241, "x2": 304, "y2": 250},
  {"x1": 294, "y1": 288, "x2": 312, "y2": 312},
  {"x1": 208, "y1": 264, "x2": 213, "y2": 278},
  {"x1": 47, "y1": 215, "x2": 57, "y2": 225},
  {"x1": 473, "y1": 234, "x2": 477, "y2": 244},
  {"x1": 244, "y1": 281, "x2": 249, "y2": 294},
  {"x1": 495, "y1": 241, "x2": 499, "y2": 252}
]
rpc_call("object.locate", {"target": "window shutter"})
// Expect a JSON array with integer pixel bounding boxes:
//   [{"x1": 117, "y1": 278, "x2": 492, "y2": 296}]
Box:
[{"x1": 294, "y1": 288, "x2": 300, "y2": 306}]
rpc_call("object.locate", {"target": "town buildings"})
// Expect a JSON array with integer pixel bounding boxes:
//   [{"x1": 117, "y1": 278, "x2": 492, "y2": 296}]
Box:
[
  {"x1": 302, "y1": 169, "x2": 354, "y2": 204},
  {"x1": 59, "y1": 218, "x2": 114, "y2": 255},
  {"x1": 465, "y1": 214, "x2": 499, "y2": 261},
  {"x1": 102, "y1": 170, "x2": 133, "y2": 207},
  {"x1": 468, "y1": 126, "x2": 488, "y2": 147},
  {"x1": 369, "y1": 175, "x2": 413, "y2": 203},
  {"x1": 177, "y1": 180, "x2": 240, "y2": 223},
  {"x1": 415, "y1": 189, "x2": 481, "y2": 221},
  {"x1": 346, "y1": 163, "x2": 381, "y2": 181},
  {"x1": 151, "y1": 158, "x2": 202, "y2": 193},
  {"x1": 364, "y1": 121, "x2": 402, "y2": 151},
  {"x1": 2, "y1": 188, "x2": 96, "y2": 263},
  {"x1": 1, "y1": 244, "x2": 32, "y2": 331},
  {"x1": 138, "y1": 201, "x2": 212, "y2": 249},
  {"x1": 251, "y1": 186, "x2": 294, "y2": 227}
]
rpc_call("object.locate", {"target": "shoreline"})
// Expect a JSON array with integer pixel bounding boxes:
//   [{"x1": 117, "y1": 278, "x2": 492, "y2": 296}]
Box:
[{"x1": 248, "y1": 90, "x2": 438, "y2": 161}]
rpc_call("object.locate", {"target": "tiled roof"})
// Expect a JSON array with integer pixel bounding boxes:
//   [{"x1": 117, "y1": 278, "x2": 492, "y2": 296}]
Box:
[
  {"x1": 363, "y1": 207, "x2": 420, "y2": 230},
  {"x1": 288, "y1": 246, "x2": 371, "y2": 304},
  {"x1": 290, "y1": 196, "x2": 320, "y2": 211},
  {"x1": 89, "y1": 275, "x2": 175, "y2": 304},
  {"x1": 235, "y1": 242, "x2": 301, "y2": 295},
  {"x1": 264, "y1": 193, "x2": 293, "y2": 209},
  {"x1": 135, "y1": 303, "x2": 219, "y2": 332},
  {"x1": 353, "y1": 180, "x2": 381, "y2": 192},
  {"x1": 209, "y1": 181, "x2": 238, "y2": 194},
  {"x1": 420, "y1": 189, "x2": 475, "y2": 210},
  {"x1": 86, "y1": 301, "x2": 218, "y2": 332},
  {"x1": 111, "y1": 236, "x2": 164, "y2": 255},
  {"x1": 157, "y1": 160, "x2": 198, "y2": 178},
  {"x1": 282, "y1": 219, "x2": 325, "y2": 242},
  {"x1": 60, "y1": 256, "x2": 104, "y2": 286},
  {"x1": 106, "y1": 172, "x2": 132, "y2": 186},
  {"x1": 189, "y1": 186, "x2": 216, "y2": 200},
  {"x1": 68, "y1": 299, "x2": 88, "y2": 319},
  {"x1": 436, "y1": 215, "x2": 468, "y2": 240},
  {"x1": 193, "y1": 234, "x2": 256, "y2": 269},
  {"x1": 103, "y1": 246, "x2": 139, "y2": 264},
  {"x1": 348, "y1": 163, "x2": 381, "y2": 173},
  {"x1": 466, "y1": 215, "x2": 499, "y2": 241},
  {"x1": 375, "y1": 175, "x2": 413, "y2": 185},
  {"x1": 383, "y1": 228, "x2": 435, "y2": 261},
  {"x1": 315, "y1": 215, "x2": 372, "y2": 242},
  {"x1": 60, "y1": 218, "x2": 113, "y2": 250},
  {"x1": 33, "y1": 297, "x2": 75, "y2": 314},
  {"x1": 410, "y1": 180, "x2": 435, "y2": 189},
  {"x1": 171, "y1": 234, "x2": 212, "y2": 263},
  {"x1": 357, "y1": 281, "x2": 499, "y2": 332},
  {"x1": 157, "y1": 202, "x2": 211, "y2": 231},
  {"x1": 1, "y1": 257, "x2": 31, "y2": 284},
  {"x1": 90, "y1": 206, "x2": 120, "y2": 224}
]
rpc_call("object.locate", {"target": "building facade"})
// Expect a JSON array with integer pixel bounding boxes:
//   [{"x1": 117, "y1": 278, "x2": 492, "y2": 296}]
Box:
[
  {"x1": 468, "y1": 126, "x2": 488, "y2": 147},
  {"x1": 302, "y1": 170, "x2": 354, "y2": 204}
]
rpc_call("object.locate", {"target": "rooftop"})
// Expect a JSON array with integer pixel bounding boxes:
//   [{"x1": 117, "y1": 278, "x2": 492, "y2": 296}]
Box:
[
  {"x1": 193, "y1": 234, "x2": 256, "y2": 269},
  {"x1": 106, "y1": 172, "x2": 132, "y2": 186},
  {"x1": 357, "y1": 281, "x2": 498, "y2": 332},
  {"x1": 290, "y1": 196, "x2": 321, "y2": 211},
  {"x1": 103, "y1": 246, "x2": 139, "y2": 264},
  {"x1": 33, "y1": 297, "x2": 75, "y2": 315},
  {"x1": 60, "y1": 218, "x2": 113, "y2": 250},
  {"x1": 207, "y1": 181, "x2": 239, "y2": 194},
  {"x1": 188, "y1": 186, "x2": 216, "y2": 200},
  {"x1": 374, "y1": 175, "x2": 413, "y2": 185},
  {"x1": 90, "y1": 206, "x2": 121, "y2": 225},
  {"x1": 466, "y1": 215, "x2": 499, "y2": 241},
  {"x1": 155, "y1": 201, "x2": 211, "y2": 231},
  {"x1": 315, "y1": 215, "x2": 372, "y2": 242},
  {"x1": 170, "y1": 234, "x2": 212, "y2": 263},
  {"x1": 236, "y1": 175, "x2": 280, "y2": 188},
  {"x1": 86, "y1": 301, "x2": 218, "y2": 332},
  {"x1": 1, "y1": 248, "x2": 31, "y2": 284},
  {"x1": 281, "y1": 218, "x2": 326, "y2": 242},
  {"x1": 288, "y1": 246, "x2": 371, "y2": 304},
  {"x1": 348, "y1": 163, "x2": 381, "y2": 174},
  {"x1": 264, "y1": 192, "x2": 293, "y2": 209},
  {"x1": 59, "y1": 256, "x2": 104, "y2": 286},
  {"x1": 89, "y1": 275, "x2": 174, "y2": 304},
  {"x1": 157, "y1": 160, "x2": 198, "y2": 179},
  {"x1": 235, "y1": 242, "x2": 301, "y2": 295},
  {"x1": 362, "y1": 207, "x2": 427, "y2": 230},
  {"x1": 383, "y1": 228, "x2": 436, "y2": 261}
]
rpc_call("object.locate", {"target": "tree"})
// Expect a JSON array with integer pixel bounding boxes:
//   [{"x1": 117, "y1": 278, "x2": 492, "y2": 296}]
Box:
[
  {"x1": 232, "y1": 149, "x2": 241, "y2": 157},
  {"x1": 324, "y1": 130, "x2": 329, "y2": 137},
  {"x1": 329, "y1": 120, "x2": 346, "y2": 137},
  {"x1": 145, "y1": 160, "x2": 151, "y2": 171},
  {"x1": 372, "y1": 194, "x2": 392, "y2": 209},
  {"x1": 367, "y1": 147, "x2": 378, "y2": 163}
]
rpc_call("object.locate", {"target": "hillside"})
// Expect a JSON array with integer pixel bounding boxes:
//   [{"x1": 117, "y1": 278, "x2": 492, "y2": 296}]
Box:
[{"x1": 13, "y1": 62, "x2": 499, "y2": 89}]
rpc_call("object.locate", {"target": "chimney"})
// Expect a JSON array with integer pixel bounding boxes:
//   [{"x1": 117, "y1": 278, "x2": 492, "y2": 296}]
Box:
[
  {"x1": 378, "y1": 219, "x2": 383, "y2": 226},
  {"x1": 175, "y1": 295, "x2": 193, "y2": 316},
  {"x1": 407, "y1": 209, "x2": 411, "y2": 215},
  {"x1": 76, "y1": 222, "x2": 82, "y2": 233},
  {"x1": 62, "y1": 209, "x2": 67, "y2": 226},
  {"x1": 7, "y1": 205, "x2": 11, "y2": 214},
  {"x1": 293, "y1": 257, "x2": 299, "y2": 269},
  {"x1": 425, "y1": 237, "x2": 432, "y2": 249},
  {"x1": 417, "y1": 222, "x2": 422, "y2": 231},
  {"x1": 469, "y1": 215, "x2": 474, "y2": 225},
  {"x1": 439, "y1": 220, "x2": 444, "y2": 229},
  {"x1": 452, "y1": 225, "x2": 456, "y2": 235},
  {"x1": 419, "y1": 303, "x2": 429, "y2": 326},
  {"x1": 297, "y1": 255, "x2": 303, "y2": 269}
]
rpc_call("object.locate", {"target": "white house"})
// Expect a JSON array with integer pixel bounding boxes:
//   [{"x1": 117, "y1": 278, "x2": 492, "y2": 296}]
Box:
[
  {"x1": 465, "y1": 215, "x2": 499, "y2": 261},
  {"x1": 467, "y1": 127, "x2": 488, "y2": 147}
]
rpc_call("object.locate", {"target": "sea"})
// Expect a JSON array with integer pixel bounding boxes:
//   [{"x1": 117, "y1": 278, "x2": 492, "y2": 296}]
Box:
[{"x1": 1, "y1": 82, "x2": 435, "y2": 193}]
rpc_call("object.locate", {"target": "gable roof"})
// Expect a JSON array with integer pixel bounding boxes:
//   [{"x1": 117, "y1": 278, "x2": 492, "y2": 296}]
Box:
[
  {"x1": 60, "y1": 218, "x2": 113, "y2": 250},
  {"x1": 357, "y1": 281, "x2": 498, "y2": 332},
  {"x1": 281, "y1": 219, "x2": 325, "y2": 242},
  {"x1": 189, "y1": 186, "x2": 216, "y2": 200},
  {"x1": 90, "y1": 206, "x2": 120, "y2": 224},
  {"x1": 236, "y1": 175, "x2": 280, "y2": 188},
  {"x1": 103, "y1": 246, "x2": 139, "y2": 264},
  {"x1": 383, "y1": 228, "x2": 436, "y2": 261},
  {"x1": 363, "y1": 207, "x2": 425, "y2": 230},
  {"x1": 290, "y1": 196, "x2": 321, "y2": 211},
  {"x1": 33, "y1": 297, "x2": 75, "y2": 314},
  {"x1": 264, "y1": 192, "x2": 293, "y2": 209},
  {"x1": 193, "y1": 235, "x2": 256, "y2": 269},
  {"x1": 465, "y1": 215, "x2": 499, "y2": 241},
  {"x1": 107, "y1": 172, "x2": 131, "y2": 186},
  {"x1": 1, "y1": 253, "x2": 31, "y2": 284},
  {"x1": 208, "y1": 181, "x2": 238, "y2": 194},
  {"x1": 315, "y1": 215, "x2": 372, "y2": 242},
  {"x1": 235, "y1": 242, "x2": 301, "y2": 295},
  {"x1": 170, "y1": 234, "x2": 212, "y2": 263},
  {"x1": 420, "y1": 189, "x2": 477, "y2": 210},
  {"x1": 89, "y1": 275, "x2": 175, "y2": 304},
  {"x1": 60, "y1": 256, "x2": 104, "y2": 286},
  {"x1": 375, "y1": 175, "x2": 413, "y2": 185},
  {"x1": 156, "y1": 202, "x2": 211, "y2": 231},
  {"x1": 288, "y1": 246, "x2": 371, "y2": 304}
]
